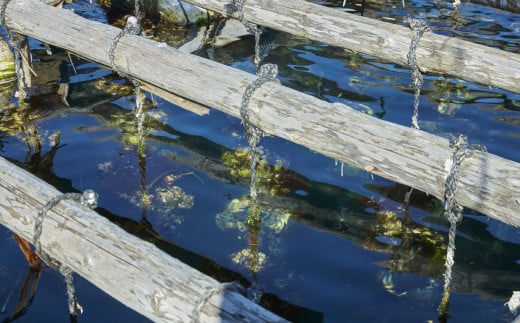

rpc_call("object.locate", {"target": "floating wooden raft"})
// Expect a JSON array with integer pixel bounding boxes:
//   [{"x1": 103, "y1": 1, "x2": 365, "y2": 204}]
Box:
[
  {"x1": 1, "y1": 0, "x2": 519, "y2": 227},
  {"x1": 0, "y1": 156, "x2": 287, "y2": 322},
  {"x1": 183, "y1": 0, "x2": 520, "y2": 94}
]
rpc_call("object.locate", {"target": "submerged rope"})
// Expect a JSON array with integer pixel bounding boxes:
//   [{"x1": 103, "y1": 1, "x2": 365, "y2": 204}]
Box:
[
  {"x1": 33, "y1": 189, "x2": 98, "y2": 317},
  {"x1": 405, "y1": 16, "x2": 430, "y2": 129},
  {"x1": 438, "y1": 134, "x2": 485, "y2": 318}
]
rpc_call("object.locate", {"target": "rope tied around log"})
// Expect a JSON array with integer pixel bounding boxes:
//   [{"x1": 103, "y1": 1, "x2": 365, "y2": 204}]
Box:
[
  {"x1": 240, "y1": 64, "x2": 279, "y2": 207},
  {"x1": 405, "y1": 16, "x2": 430, "y2": 129},
  {"x1": 108, "y1": 16, "x2": 143, "y2": 79},
  {"x1": 33, "y1": 189, "x2": 98, "y2": 318},
  {"x1": 438, "y1": 134, "x2": 486, "y2": 318},
  {"x1": 107, "y1": 2, "x2": 148, "y2": 154}
]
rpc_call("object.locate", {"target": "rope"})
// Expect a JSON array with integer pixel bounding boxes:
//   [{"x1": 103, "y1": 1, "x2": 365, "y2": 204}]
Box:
[
  {"x1": 438, "y1": 134, "x2": 486, "y2": 318},
  {"x1": 33, "y1": 189, "x2": 98, "y2": 317},
  {"x1": 206, "y1": 17, "x2": 227, "y2": 61},
  {"x1": 108, "y1": 16, "x2": 143, "y2": 78},
  {"x1": 506, "y1": 291, "x2": 520, "y2": 316},
  {"x1": 241, "y1": 64, "x2": 279, "y2": 135},
  {"x1": 134, "y1": 0, "x2": 141, "y2": 26},
  {"x1": 107, "y1": 4, "x2": 147, "y2": 156},
  {"x1": 225, "y1": 0, "x2": 254, "y2": 31},
  {"x1": 135, "y1": 81, "x2": 146, "y2": 155},
  {"x1": 191, "y1": 281, "x2": 246, "y2": 323},
  {"x1": 240, "y1": 64, "x2": 279, "y2": 208},
  {"x1": 405, "y1": 16, "x2": 430, "y2": 130},
  {"x1": 225, "y1": 0, "x2": 263, "y2": 66}
]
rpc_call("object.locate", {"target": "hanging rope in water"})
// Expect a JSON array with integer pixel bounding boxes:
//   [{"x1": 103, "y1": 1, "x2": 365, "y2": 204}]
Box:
[
  {"x1": 438, "y1": 134, "x2": 486, "y2": 319},
  {"x1": 240, "y1": 64, "x2": 280, "y2": 219},
  {"x1": 225, "y1": 0, "x2": 264, "y2": 66},
  {"x1": 107, "y1": 2, "x2": 148, "y2": 155},
  {"x1": 33, "y1": 190, "x2": 98, "y2": 318},
  {"x1": 135, "y1": 79, "x2": 146, "y2": 155},
  {"x1": 405, "y1": 16, "x2": 430, "y2": 130}
]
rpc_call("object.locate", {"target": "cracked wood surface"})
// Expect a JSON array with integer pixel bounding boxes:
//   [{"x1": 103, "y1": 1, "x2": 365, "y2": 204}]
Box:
[{"x1": 1, "y1": 0, "x2": 519, "y2": 227}]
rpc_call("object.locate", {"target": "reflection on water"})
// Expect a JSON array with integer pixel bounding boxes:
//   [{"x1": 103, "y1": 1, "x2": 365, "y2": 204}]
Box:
[{"x1": 0, "y1": 0, "x2": 519, "y2": 322}]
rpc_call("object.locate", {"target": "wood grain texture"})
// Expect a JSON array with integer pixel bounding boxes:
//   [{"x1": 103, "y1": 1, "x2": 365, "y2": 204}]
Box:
[
  {"x1": 2, "y1": 0, "x2": 519, "y2": 228},
  {"x1": 182, "y1": 0, "x2": 520, "y2": 94},
  {"x1": 0, "y1": 156, "x2": 286, "y2": 322}
]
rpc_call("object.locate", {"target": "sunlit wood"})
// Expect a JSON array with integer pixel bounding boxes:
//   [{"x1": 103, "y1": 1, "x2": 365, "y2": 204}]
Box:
[{"x1": 1, "y1": 0, "x2": 518, "y2": 226}]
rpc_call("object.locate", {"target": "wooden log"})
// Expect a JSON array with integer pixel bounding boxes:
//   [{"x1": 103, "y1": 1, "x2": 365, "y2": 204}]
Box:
[
  {"x1": 2, "y1": 0, "x2": 519, "y2": 228},
  {"x1": 466, "y1": 0, "x2": 520, "y2": 13},
  {"x1": 0, "y1": 156, "x2": 287, "y2": 322},
  {"x1": 180, "y1": 0, "x2": 520, "y2": 94}
]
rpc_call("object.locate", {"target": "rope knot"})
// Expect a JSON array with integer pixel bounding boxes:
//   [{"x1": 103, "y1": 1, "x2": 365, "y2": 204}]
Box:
[
  {"x1": 405, "y1": 16, "x2": 431, "y2": 33},
  {"x1": 257, "y1": 63, "x2": 278, "y2": 79},
  {"x1": 81, "y1": 189, "x2": 99, "y2": 209},
  {"x1": 124, "y1": 16, "x2": 143, "y2": 36}
]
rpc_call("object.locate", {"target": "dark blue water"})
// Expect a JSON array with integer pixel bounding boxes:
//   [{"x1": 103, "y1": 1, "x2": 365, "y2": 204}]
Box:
[{"x1": 1, "y1": 0, "x2": 519, "y2": 322}]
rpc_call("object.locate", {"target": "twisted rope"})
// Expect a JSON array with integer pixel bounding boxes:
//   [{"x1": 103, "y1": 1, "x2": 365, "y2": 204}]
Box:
[
  {"x1": 240, "y1": 64, "x2": 279, "y2": 207},
  {"x1": 108, "y1": 16, "x2": 143, "y2": 78},
  {"x1": 405, "y1": 16, "x2": 430, "y2": 129},
  {"x1": 226, "y1": 0, "x2": 263, "y2": 65},
  {"x1": 33, "y1": 189, "x2": 98, "y2": 317},
  {"x1": 439, "y1": 134, "x2": 486, "y2": 317}
]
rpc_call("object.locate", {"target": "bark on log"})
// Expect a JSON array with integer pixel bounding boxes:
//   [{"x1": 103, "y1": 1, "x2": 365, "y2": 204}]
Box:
[
  {"x1": 2, "y1": 0, "x2": 519, "y2": 228},
  {"x1": 0, "y1": 156, "x2": 287, "y2": 322},
  {"x1": 181, "y1": 0, "x2": 520, "y2": 94}
]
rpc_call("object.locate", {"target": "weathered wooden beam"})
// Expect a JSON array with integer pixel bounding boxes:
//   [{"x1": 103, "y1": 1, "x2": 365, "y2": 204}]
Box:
[
  {"x1": 0, "y1": 156, "x2": 287, "y2": 322},
  {"x1": 2, "y1": 0, "x2": 519, "y2": 228},
  {"x1": 181, "y1": 0, "x2": 520, "y2": 94},
  {"x1": 466, "y1": 0, "x2": 520, "y2": 13}
]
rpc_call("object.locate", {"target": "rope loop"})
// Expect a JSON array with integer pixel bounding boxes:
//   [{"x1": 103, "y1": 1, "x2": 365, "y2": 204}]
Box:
[
  {"x1": 444, "y1": 134, "x2": 486, "y2": 221},
  {"x1": 108, "y1": 16, "x2": 143, "y2": 73},
  {"x1": 240, "y1": 63, "x2": 279, "y2": 141}
]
